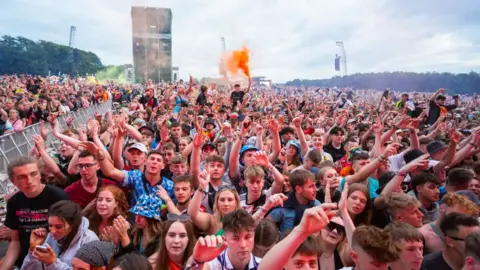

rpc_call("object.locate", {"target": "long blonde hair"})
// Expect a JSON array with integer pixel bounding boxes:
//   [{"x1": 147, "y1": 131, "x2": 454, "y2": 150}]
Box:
[{"x1": 211, "y1": 188, "x2": 241, "y2": 233}]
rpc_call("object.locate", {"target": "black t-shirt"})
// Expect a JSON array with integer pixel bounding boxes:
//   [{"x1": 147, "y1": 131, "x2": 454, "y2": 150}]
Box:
[
  {"x1": 230, "y1": 91, "x2": 245, "y2": 106},
  {"x1": 421, "y1": 251, "x2": 452, "y2": 270},
  {"x1": 5, "y1": 185, "x2": 70, "y2": 267},
  {"x1": 427, "y1": 100, "x2": 457, "y2": 125},
  {"x1": 323, "y1": 143, "x2": 346, "y2": 162},
  {"x1": 316, "y1": 189, "x2": 341, "y2": 204}
]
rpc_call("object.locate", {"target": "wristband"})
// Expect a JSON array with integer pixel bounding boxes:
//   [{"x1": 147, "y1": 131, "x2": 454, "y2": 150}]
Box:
[
  {"x1": 396, "y1": 171, "x2": 408, "y2": 177},
  {"x1": 379, "y1": 155, "x2": 388, "y2": 162},
  {"x1": 198, "y1": 187, "x2": 208, "y2": 196}
]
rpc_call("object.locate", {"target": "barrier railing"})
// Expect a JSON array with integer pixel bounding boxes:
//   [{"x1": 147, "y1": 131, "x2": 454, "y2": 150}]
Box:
[{"x1": 0, "y1": 100, "x2": 112, "y2": 194}]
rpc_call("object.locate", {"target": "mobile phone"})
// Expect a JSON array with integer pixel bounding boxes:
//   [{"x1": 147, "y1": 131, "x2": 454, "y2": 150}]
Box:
[{"x1": 35, "y1": 245, "x2": 48, "y2": 253}]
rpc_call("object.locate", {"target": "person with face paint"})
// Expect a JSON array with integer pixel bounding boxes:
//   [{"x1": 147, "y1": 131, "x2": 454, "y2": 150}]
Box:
[{"x1": 21, "y1": 200, "x2": 98, "y2": 269}]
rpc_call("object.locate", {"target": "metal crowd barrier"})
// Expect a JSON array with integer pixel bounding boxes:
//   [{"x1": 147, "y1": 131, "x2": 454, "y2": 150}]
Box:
[{"x1": 0, "y1": 100, "x2": 112, "y2": 193}]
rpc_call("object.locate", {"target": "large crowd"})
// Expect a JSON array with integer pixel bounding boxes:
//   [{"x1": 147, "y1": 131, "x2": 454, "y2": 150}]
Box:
[{"x1": 0, "y1": 73, "x2": 480, "y2": 270}]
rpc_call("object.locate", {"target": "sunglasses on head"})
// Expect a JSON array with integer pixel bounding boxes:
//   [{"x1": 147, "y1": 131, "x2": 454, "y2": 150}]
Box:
[
  {"x1": 326, "y1": 222, "x2": 345, "y2": 235},
  {"x1": 167, "y1": 213, "x2": 190, "y2": 222},
  {"x1": 218, "y1": 185, "x2": 237, "y2": 192}
]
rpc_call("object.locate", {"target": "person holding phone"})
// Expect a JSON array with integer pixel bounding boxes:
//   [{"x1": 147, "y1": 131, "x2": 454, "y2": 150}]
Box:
[{"x1": 21, "y1": 200, "x2": 98, "y2": 269}]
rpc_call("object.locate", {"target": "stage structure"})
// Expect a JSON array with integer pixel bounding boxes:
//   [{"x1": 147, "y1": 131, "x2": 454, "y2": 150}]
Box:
[
  {"x1": 335, "y1": 41, "x2": 348, "y2": 77},
  {"x1": 131, "y1": 7, "x2": 173, "y2": 83}
]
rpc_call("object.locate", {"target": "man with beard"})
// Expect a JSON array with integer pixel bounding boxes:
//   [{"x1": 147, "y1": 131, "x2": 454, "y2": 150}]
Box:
[
  {"x1": 157, "y1": 175, "x2": 193, "y2": 215},
  {"x1": 410, "y1": 172, "x2": 441, "y2": 224},
  {"x1": 422, "y1": 213, "x2": 479, "y2": 270},
  {"x1": 188, "y1": 209, "x2": 260, "y2": 270},
  {"x1": 267, "y1": 169, "x2": 320, "y2": 235},
  {"x1": 420, "y1": 193, "x2": 479, "y2": 254},
  {"x1": 80, "y1": 141, "x2": 174, "y2": 207}
]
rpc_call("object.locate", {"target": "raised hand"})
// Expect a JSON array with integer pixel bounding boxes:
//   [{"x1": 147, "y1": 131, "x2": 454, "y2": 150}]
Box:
[
  {"x1": 292, "y1": 117, "x2": 302, "y2": 128},
  {"x1": 113, "y1": 216, "x2": 130, "y2": 240},
  {"x1": 449, "y1": 129, "x2": 461, "y2": 144},
  {"x1": 296, "y1": 203, "x2": 338, "y2": 235},
  {"x1": 255, "y1": 123, "x2": 264, "y2": 136},
  {"x1": 29, "y1": 228, "x2": 47, "y2": 250},
  {"x1": 400, "y1": 154, "x2": 430, "y2": 173},
  {"x1": 253, "y1": 151, "x2": 270, "y2": 168},
  {"x1": 193, "y1": 133, "x2": 203, "y2": 148},
  {"x1": 192, "y1": 235, "x2": 227, "y2": 263},
  {"x1": 39, "y1": 120, "x2": 50, "y2": 139},
  {"x1": 263, "y1": 193, "x2": 288, "y2": 212},
  {"x1": 78, "y1": 141, "x2": 100, "y2": 156},
  {"x1": 381, "y1": 143, "x2": 400, "y2": 158},
  {"x1": 267, "y1": 119, "x2": 279, "y2": 133},
  {"x1": 198, "y1": 170, "x2": 211, "y2": 190},
  {"x1": 156, "y1": 185, "x2": 171, "y2": 202},
  {"x1": 32, "y1": 135, "x2": 45, "y2": 152}
]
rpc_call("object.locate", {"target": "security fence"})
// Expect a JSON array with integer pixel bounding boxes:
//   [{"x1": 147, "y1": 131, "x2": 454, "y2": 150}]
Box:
[{"x1": 0, "y1": 100, "x2": 112, "y2": 194}]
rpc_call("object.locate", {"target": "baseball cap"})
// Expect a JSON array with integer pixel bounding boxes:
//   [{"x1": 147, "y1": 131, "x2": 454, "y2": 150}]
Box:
[
  {"x1": 427, "y1": 141, "x2": 447, "y2": 155},
  {"x1": 128, "y1": 143, "x2": 148, "y2": 154},
  {"x1": 202, "y1": 142, "x2": 217, "y2": 151}
]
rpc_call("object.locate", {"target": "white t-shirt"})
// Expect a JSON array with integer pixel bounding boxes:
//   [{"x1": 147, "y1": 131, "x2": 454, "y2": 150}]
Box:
[
  {"x1": 207, "y1": 249, "x2": 261, "y2": 270},
  {"x1": 239, "y1": 188, "x2": 272, "y2": 215}
]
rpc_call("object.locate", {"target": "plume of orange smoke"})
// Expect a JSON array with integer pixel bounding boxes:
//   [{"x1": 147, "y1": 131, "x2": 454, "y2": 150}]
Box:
[{"x1": 223, "y1": 46, "x2": 251, "y2": 78}]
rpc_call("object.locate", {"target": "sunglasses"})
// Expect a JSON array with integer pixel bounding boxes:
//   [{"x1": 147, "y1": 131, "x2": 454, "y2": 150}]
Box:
[
  {"x1": 326, "y1": 222, "x2": 345, "y2": 235},
  {"x1": 167, "y1": 213, "x2": 191, "y2": 222},
  {"x1": 218, "y1": 185, "x2": 237, "y2": 192}
]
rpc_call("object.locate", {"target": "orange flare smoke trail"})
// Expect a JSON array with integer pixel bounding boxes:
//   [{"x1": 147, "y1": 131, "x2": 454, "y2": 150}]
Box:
[{"x1": 224, "y1": 46, "x2": 250, "y2": 78}]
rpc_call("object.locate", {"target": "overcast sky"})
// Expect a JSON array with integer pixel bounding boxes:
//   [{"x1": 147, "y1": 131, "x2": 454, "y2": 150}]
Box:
[{"x1": 1, "y1": 0, "x2": 479, "y2": 82}]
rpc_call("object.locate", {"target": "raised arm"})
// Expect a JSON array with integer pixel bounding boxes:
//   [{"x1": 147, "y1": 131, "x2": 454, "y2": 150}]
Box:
[
  {"x1": 292, "y1": 117, "x2": 308, "y2": 157},
  {"x1": 345, "y1": 144, "x2": 396, "y2": 185},
  {"x1": 432, "y1": 130, "x2": 459, "y2": 174},
  {"x1": 374, "y1": 156, "x2": 429, "y2": 209},
  {"x1": 187, "y1": 172, "x2": 213, "y2": 232},
  {"x1": 112, "y1": 127, "x2": 126, "y2": 170},
  {"x1": 228, "y1": 117, "x2": 252, "y2": 179},
  {"x1": 33, "y1": 135, "x2": 67, "y2": 185},
  {"x1": 79, "y1": 141, "x2": 125, "y2": 183},
  {"x1": 259, "y1": 204, "x2": 337, "y2": 270},
  {"x1": 254, "y1": 151, "x2": 284, "y2": 194},
  {"x1": 267, "y1": 119, "x2": 281, "y2": 163},
  {"x1": 190, "y1": 133, "x2": 203, "y2": 189}
]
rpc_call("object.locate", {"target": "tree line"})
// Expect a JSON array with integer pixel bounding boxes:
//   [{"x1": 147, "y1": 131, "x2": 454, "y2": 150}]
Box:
[
  {"x1": 0, "y1": 35, "x2": 104, "y2": 76},
  {"x1": 285, "y1": 71, "x2": 480, "y2": 95}
]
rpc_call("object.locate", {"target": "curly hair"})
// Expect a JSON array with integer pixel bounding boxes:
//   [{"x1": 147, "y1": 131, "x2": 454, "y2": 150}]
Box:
[
  {"x1": 442, "y1": 192, "x2": 479, "y2": 217},
  {"x1": 87, "y1": 185, "x2": 129, "y2": 236}
]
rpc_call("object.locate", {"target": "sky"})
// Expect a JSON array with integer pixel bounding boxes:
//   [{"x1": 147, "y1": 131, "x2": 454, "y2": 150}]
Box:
[{"x1": 1, "y1": 0, "x2": 480, "y2": 83}]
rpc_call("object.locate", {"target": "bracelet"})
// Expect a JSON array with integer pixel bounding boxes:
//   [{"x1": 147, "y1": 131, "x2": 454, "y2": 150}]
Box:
[
  {"x1": 396, "y1": 171, "x2": 408, "y2": 177},
  {"x1": 198, "y1": 187, "x2": 208, "y2": 196},
  {"x1": 379, "y1": 155, "x2": 388, "y2": 162}
]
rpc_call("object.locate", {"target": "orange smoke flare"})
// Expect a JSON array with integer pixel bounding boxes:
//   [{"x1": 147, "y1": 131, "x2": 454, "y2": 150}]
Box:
[{"x1": 224, "y1": 46, "x2": 251, "y2": 78}]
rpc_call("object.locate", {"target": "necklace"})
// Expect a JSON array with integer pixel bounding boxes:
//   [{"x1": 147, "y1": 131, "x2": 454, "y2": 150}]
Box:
[{"x1": 321, "y1": 252, "x2": 333, "y2": 258}]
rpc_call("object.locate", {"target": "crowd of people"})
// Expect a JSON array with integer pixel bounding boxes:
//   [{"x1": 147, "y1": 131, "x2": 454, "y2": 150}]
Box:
[{"x1": 0, "y1": 73, "x2": 480, "y2": 270}]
